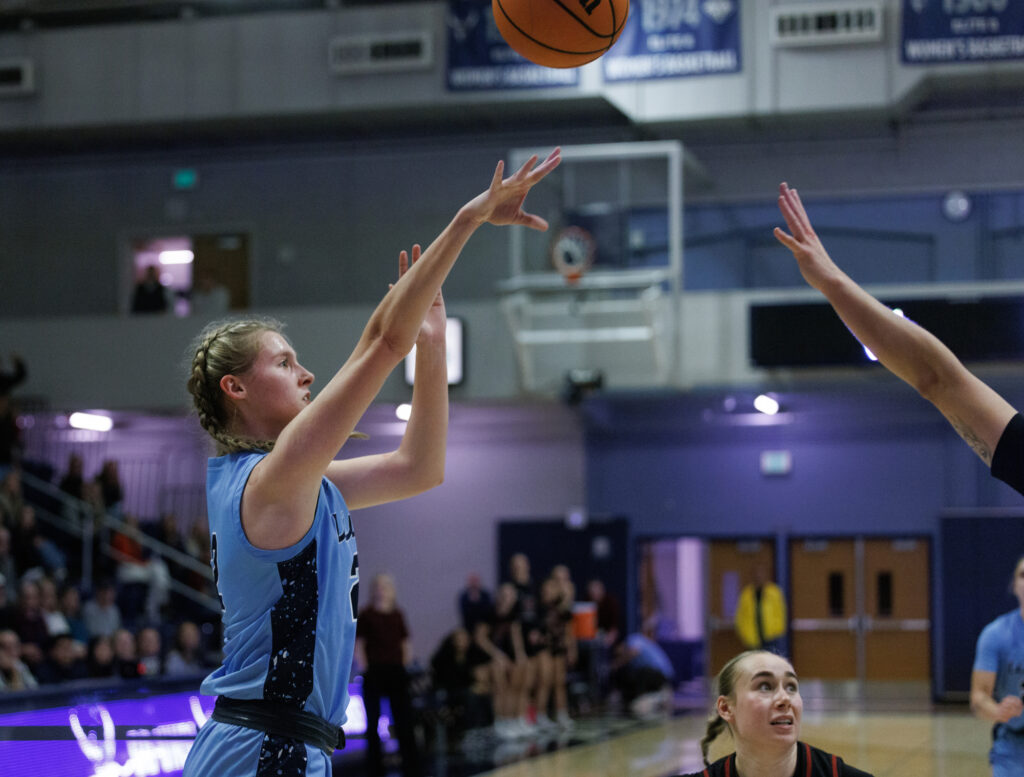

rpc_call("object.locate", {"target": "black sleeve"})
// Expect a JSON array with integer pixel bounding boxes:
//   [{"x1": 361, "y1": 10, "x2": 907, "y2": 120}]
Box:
[
  {"x1": 990, "y1": 413, "x2": 1024, "y2": 497},
  {"x1": 841, "y1": 763, "x2": 874, "y2": 777}
]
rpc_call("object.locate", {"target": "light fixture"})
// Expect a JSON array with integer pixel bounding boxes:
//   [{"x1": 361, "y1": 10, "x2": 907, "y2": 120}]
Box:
[
  {"x1": 395, "y1": 403, "x2": 412, "y2": 422},
  {"x1": 158, "y1": 249, "x2": 194, "y2": 265},
  {"x1": 68, "y1": 412, "x2": 113, "y2": 432},
  {"x1": 942, "y1": 190, "x2": 971, "y2": 222},
  {"x1": 754, "y1": 394, "x2": 780, "y2": 416}
]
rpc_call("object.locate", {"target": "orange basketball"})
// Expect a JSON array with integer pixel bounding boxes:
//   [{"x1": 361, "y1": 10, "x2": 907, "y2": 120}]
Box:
[{"x1": 492, "y1": 0, "x2": 630, "y2": 69}]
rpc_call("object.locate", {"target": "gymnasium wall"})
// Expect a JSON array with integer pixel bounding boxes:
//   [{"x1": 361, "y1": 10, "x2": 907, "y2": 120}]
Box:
[{"x1": 1, "y1": 0, "x2": 1023, "y2": 685}]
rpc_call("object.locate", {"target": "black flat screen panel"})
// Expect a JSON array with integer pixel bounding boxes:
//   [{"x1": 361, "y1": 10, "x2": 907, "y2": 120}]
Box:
[{"x1": 751, "y1": 297, "x2": 1024, "y2": 368}]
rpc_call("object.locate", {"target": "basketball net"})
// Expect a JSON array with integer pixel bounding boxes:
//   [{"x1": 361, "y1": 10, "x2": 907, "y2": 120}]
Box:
[{"x1": 551, "y1": 225, "x2": 595, "y2": 286}]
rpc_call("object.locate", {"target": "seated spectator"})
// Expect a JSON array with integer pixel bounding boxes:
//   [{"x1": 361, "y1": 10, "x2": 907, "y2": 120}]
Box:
[
  {"x1": 112, "y1": 628, "x2": 141, "y2": 679},
  {"x1": 112, "y1": 514, "x2": 171, "y2": 624},
  {"x1": 94, "y1": 460, "x2": 124, "y2": 518},
  {"x1": 137, "y1": 626, "x2": 162, "y2": 676},
  {"x1": 0, "y1": 356, "x2": 27, "y2": 478},
  {"x1": 12, "y1": 506, "x2": 67, "y2": 581},
  {"x1": 149, "y1": 513, "x2": 189, "y2": 602},
  {"x1": 183, "y1": 517, "x2": 213, "y2": 591},
  {"x1": 151, "y1": 512, "x2": 185, "y2": 554},
  {"x1": 0, "y1": 527, "x2": 15, "y2": 588},
  {"x1": 86, "y1": 635, "x2": 116, "y2": 679},
  {"x1": 82, "y1": 580, "x2": 122, "y2": 639},
  {"x1": 36, "y1": 633, "x2": 88, "y2": 685},
  {"x1": 60, "y1": 585, "x2": 90, "y2": 647},
  {"x1": 58, "y1": 454, "x2": 97, "y2": 535},
  {"x1": 0, "y1": 469, "x2": 25, "y2": 528},
  {"x1": 0, "y1": 574, "x2": 13, "y2": 632},
  {"x1": 0, "y1": 628, "x2": 37, "y2": 692},
  {"x1": 38, "y1": 576, "x2": 71, "y2": 638},
  {"x1": 431, "y1": 627, "x2": 492, "y2": 735},
  {"x1": 459, "y1": 573, "x2": 493, "y2": 634},
  {"x1": 58, "y1": 453, "x2": 86, "y2": 502},
  {"x1": 13, "y1": 578, "x2": 48, "y2": 670},
  {"x1": 611, "y1": 629, "x2": 675, "y2": 719},
  {"x1": 164, "y1": 621, "x2": 204, "y2": 676}
]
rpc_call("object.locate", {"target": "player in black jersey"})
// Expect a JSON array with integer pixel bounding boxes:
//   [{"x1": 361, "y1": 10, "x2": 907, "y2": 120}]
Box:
[{"x1": 675, "y1": 651, "x2": 873, "y2": 777}]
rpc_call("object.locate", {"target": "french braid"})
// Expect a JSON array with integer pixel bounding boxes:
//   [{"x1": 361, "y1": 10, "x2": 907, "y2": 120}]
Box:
[{"x1": 186, "y1": 317, "x2": 283, "y2": 455}]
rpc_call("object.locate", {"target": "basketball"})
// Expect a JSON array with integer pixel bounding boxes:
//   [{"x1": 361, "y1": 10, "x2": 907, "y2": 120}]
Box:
[{"x1": 492, "y1": 0, "x2": 630, "y2": 69}]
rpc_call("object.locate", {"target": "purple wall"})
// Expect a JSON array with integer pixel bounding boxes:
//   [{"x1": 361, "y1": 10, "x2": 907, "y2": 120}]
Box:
[
  {"x1": 583, "y1": 386, "x2": 1024, "y2": 538},
  {"x1": 20, "y1": 402, "x2": 586, "y2": 662}
]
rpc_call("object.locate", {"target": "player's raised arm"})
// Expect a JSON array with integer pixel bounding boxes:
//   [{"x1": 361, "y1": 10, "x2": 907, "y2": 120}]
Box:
[
  {"x1": 326, "y1": 244, "x2": 449, "y2": 510},
  {"x1": 194, "y1": 149, "x2": 561, "y2": 549},
  {"x1": 773, "y1": 182, "x2": 1016, "y2": 466}
]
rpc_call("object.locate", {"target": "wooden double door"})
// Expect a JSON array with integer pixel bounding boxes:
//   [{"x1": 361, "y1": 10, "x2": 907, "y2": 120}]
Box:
[{"x1": 708, "y1": 537, "x2": 930, "y2": 681}]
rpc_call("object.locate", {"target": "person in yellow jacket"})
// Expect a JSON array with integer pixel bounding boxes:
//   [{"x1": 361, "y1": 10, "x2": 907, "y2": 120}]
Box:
[{"x1": 734, "y1": 565, "x2": 787, "y2": 654}]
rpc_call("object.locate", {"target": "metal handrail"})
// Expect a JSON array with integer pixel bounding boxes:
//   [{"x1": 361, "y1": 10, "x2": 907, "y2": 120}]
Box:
[{"x1": 18, "y1": 469, "x2": 219, "y2": 613}]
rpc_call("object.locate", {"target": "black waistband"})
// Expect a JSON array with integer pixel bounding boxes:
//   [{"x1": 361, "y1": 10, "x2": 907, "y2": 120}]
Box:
[{"x1": 211, "y1": 697, "x2": 345, "y2": 757}]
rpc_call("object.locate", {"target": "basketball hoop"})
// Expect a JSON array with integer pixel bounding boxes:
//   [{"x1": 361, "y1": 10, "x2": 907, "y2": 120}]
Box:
[{"x1": 551, "y1": 226, "x2": 595, "y2": 285}]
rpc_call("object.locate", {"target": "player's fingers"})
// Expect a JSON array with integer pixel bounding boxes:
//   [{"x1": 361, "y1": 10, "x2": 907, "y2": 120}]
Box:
[
  {"x1": 490, "y1": 160, "x2": 505, "y2": 191},
  {"x1": 512, "y1": 154, "x2": 539, "y2": 181},
  {"x1": 773, "y1": 226, "x2": 798, "y2": 251},
  {"x1": 398, "y1": 249, "x2": 409, "y2": 276},
  {"x1": 527, "y1": 151, "x2": 562, "y2": 184},
  {"x1": 411, "y1": 244, "x2": 421, "y2": 264},
  {"x1": 790, "y1": 188, "x2": 814, "y2": 233},
  {"x1": 520, "y1": 212, "x2": 550, "y2": 232},
  {"x1": 777, "y1": 197, "x2": 803, "y2": 237}
]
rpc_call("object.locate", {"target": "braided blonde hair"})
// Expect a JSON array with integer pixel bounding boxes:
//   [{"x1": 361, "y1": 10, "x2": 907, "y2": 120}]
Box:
[
  {"x1": 700, "y1": 650, "x2": 773, "y2": 765},
  {"x1": 186, "y1": 317, "x2": 283, "y2": 455}
]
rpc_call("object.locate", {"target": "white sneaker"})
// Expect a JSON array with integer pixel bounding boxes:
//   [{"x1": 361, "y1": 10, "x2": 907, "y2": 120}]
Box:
[
  {"x1": 630, "y1": 692, "x2": 661, "y2": 720},
  {"x1": 515, "y1": 717, "x2": 537, "y2": 738},
  {"x1": 496, "y1": 719, "x2": 518, "y2": 740},
  {"x1": 534, "y1": 712, "x2": 557, "y2": 729},
  {"x1": 556, "y1": 711, "x2": 574, "y2": 729}
]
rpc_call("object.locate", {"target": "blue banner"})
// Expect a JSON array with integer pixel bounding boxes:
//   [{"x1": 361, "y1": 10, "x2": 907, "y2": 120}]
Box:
[
  {"x1": 902, "y1": 0, "x2": 1024, "y2": 64},
  {"x1": 602, "y1": 0, "x2": 741, "y2": 82},
  {"x1": 446, "y1": 0, "x2": 580, "y2": 91}
]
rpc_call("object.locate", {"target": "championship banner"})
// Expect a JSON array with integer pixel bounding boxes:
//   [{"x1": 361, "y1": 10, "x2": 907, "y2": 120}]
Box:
[
  {"x1": 902, "y1": 0, "x2": 1024, "y2": 64},
  {"x1": 446, "y1": 0, "x2": 580, "y2": 91},
  {"x1": 602, "y1": 0, "x2": 741, "y2": 82}
]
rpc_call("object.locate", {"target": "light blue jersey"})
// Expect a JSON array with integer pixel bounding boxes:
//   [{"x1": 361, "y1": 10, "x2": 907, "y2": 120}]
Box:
[
  {"x1": 973, "y1": 609, "x2": 1024, "y2": 777},
  {"x1": 184, "y1": 451, "x2": 359, "y2": 777}
]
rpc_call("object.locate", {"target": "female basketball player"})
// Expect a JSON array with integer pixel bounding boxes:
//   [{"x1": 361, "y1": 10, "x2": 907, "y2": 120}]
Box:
[
  {"x1": 971, "y1": 555, "x2": 1024, "y2": 777},
  {"x1": 680, "y1": 650, "x2": 873, "y2": 777},
  {"x1": 181, "y1": 148, "x2": 561, "y2": 777}
]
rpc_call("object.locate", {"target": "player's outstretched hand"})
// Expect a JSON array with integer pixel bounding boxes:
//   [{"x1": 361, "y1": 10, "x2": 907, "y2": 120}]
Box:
[
  {"x1": 773, "y1": 182, "x2": 841, "y2": 292},
  {"x1": 462, "y1": 147, "x2": 562, "y2": 231}
]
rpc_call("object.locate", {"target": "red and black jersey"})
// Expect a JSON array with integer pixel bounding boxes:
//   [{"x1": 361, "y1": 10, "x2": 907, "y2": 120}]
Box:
[{"x1": 678, "y1": 742, "x2": 874, "y2": 777}]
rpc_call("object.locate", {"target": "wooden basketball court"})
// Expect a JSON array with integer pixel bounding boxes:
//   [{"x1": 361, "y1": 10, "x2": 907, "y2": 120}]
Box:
[{"x1": 471, "y1": 704, "x2": 992, "y2": 777}]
